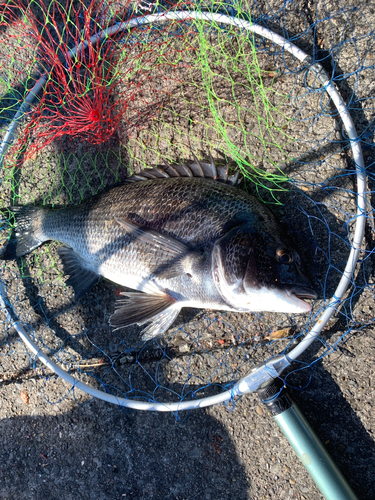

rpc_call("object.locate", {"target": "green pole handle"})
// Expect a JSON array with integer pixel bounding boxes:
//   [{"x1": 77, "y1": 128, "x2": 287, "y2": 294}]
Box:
[
  {"x1": 274, "y1": 402, "x2": 357, "y2": 500},
  {"x1": 258, "y1": 381, "x2": 358, "y2": 500}
]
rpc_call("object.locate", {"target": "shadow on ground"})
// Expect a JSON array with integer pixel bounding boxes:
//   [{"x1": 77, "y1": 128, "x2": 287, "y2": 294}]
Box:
[
  {"x1": 291, "y1": 354, "x2": 375, "y2": 500},
  {"x1": 0, "y1": 401, "x2": 249, "y2": 500}
]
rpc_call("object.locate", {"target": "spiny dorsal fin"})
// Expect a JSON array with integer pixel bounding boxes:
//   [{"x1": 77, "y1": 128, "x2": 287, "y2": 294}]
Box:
[
  {"x1": 188, "y1": 157, "x2": 205, "y2": 177},
  {"x1": 173, "y1": 162, "x2": 193, "y2": 177},
  {"x1": 147, "y1": 167, "x2": 169, "y2": 178},
  {"x1": 216, "y1": 164, "x2": 229, "y2": 182},
  {"x1": 164, "y1": 165, "x2": 180, "y2": 177},
  {"x1": 194, "y1": 153, "x2": 217, "y2": 179},
  {"x1": 126, "y1": 156, "x2": 242, "y2": 186}
]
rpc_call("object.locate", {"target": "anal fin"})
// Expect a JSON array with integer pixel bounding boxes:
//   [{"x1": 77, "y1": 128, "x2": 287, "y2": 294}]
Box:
[
  {"x1": 140, "y1": 307, "x2": 180, "y2": 341},
  {"x1": 57, "y1": 245, "x2": 100, "y2": 300},
  {"x1": 110, "y1": 291, "x2": 180, "y2": 340}
]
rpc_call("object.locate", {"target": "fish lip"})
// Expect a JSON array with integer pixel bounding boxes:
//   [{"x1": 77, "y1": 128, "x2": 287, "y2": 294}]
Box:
[{"x1": 289, "y1": 286, "x2": 318, "y2": 300}]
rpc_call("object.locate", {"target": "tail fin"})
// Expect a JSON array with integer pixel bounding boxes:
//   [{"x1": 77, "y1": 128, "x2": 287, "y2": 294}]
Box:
[{"x1": 0, "y1": 206, "x2": 48, "y2": 259}]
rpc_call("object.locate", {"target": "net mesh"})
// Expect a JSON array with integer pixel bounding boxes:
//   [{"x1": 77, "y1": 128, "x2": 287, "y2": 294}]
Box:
[{"x1": 0, "y1": 0, "x2": 374, "y2": 412}]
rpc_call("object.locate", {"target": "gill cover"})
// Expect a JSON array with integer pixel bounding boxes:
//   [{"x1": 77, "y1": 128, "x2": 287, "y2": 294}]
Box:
[{"x1": 212, "y1": 223, "x2": 256, "y2": 310}]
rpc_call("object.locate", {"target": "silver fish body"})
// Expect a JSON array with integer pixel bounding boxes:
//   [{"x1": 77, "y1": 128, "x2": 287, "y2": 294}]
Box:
[{"x1": 1, "y1": 160, "x2": 317, "y2": 339}]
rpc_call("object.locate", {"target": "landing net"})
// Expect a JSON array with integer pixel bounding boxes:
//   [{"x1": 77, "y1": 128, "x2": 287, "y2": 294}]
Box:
[{"x1": 0, "y1": 0, "x2": 373, "y2": 413}]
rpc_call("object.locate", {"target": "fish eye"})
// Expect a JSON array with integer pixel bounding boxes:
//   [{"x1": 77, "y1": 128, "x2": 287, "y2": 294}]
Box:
[{"x1": 276, "y1": 247, "x2": 293, "y2": 264}]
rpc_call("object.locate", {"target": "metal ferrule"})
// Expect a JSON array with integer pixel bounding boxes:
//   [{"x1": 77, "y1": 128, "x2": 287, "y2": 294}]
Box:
[{"x1": 233, "y1": 355, "x2": 290, "y2": 396}]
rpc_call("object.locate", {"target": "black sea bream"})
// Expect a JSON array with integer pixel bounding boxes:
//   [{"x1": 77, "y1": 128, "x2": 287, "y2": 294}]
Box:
[{"x1": 1, "y1": 158, "x2": 317, "y2": 340}]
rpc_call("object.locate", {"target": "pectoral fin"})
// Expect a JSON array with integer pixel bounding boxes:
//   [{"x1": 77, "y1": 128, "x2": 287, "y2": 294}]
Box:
[
  {"x1": 110, "y1": 291, "x2": 180, "y2": 340},
  {"x1": 115, "y1": 217, "x2": 201, "y2": 279}
]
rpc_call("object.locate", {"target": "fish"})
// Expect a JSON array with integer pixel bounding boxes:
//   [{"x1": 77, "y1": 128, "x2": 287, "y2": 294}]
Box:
[{"x1": 0, "y1": 156, "x2": 317, "y2": 340}]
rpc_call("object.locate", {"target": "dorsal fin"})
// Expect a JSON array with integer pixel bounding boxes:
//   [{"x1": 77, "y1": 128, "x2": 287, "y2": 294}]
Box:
[
  {"x1": 196, "y1": 154, "x2": 217, "y2": 179},
  {"x1": 188, "y1": 158, "x2": 205, "y2": 177},
  {"x1": 127, "y1": 156, "x2": 242, "y2": 186},
  {"x1": 140, "y1": 170, "x2": 158, "y2": 179},
  {"x1": 148, "y1": 167, "x2": 169, "y2": 178},
  {"x1": 174, "y1": 162, "x2": 193, "y2": 177},
  {"x1": 216, "y1": 164, "x2": 229, "y2": 182},
  {"x1": 164, "y1": 165, "x2": 180, "y2": 177}
]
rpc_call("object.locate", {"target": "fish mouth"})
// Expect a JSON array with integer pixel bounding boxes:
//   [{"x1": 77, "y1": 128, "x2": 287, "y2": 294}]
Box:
[{"x1": 289, "y1": 286, "x2": 318, "y2": 301}]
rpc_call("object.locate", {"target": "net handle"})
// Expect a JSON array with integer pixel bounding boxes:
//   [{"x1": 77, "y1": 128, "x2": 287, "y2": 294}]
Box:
[{"x1": 0, "y1": 10, "x2": 366, "y2": 410}]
